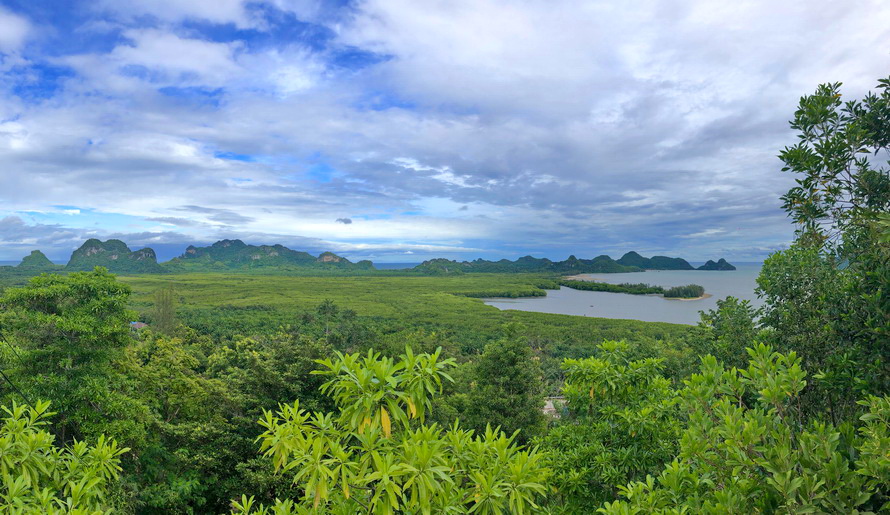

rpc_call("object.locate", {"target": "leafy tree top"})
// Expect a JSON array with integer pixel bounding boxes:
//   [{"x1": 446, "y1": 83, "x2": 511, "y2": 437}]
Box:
[
  {"x1": 233, "y1": 347, "x2": 550, "y2": 514},
  {"x1": 0, "y1": 400, "x2": 128, "y2": 513}
]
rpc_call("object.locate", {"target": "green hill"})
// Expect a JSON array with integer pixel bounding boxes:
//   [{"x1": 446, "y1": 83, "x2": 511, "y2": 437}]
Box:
[
  {"x1": 18, "y1": 250, "x2": 58, "y2": 270},
  {"x1": 617, "y1": 251, "x2": 695, "y2": 270},
  {"x1": 66, "y1": 239, "x2": 164, "y2": 273},
  {"x1": 162, "y1": 239, "x2": 374, "y2": 271},
  {"x1": 697, "y1": 258, "x2": 737, "y2": 271}
]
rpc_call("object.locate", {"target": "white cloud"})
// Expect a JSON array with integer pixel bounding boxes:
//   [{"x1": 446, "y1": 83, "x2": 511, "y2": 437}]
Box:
[
  {"x1": 0, "y1": 7, "x2": 30, "y2": 53},
  {"x1": 682, "y1": 228, "x2": 727, "y2": 239},
  {"x1": 113, "y1": 29, "x2": 243, "y2": 87},
  {"x1": 2, "y1": 0, "x2": 889, "y2": 261}
]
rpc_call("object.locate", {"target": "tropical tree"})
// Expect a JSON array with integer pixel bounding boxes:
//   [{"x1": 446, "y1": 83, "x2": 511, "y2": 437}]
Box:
[
  {"x1": 464, "y1": 328, "x2": 547, "y2": 442},
  {"x1": 0, "y1": 400, "x2": 128, "y2": 513},
  {"x1": 0, "y1": 267, "x2": 148, "y2": 445},
  {"x1": 232, "y1": 347, "x2": 550, "y2": 514},
  {"x1": 599, "y1": 344, "x2": 890, "y2": 513},
  {"x1": 692, "y1": 296, "x2": 760, "y2": 370},
  {"x1": 151, "y1": 287, "x2": 179, "y2": 335},
  {"x1": 121, "y1": 332, "x2": 242, "y2": 511},
  {"x1": 760, "y1": 76, "x2": 890, "y2": 419},
  {"x1": 541, "y1": 341, "x2": 680, "y2": 512}
]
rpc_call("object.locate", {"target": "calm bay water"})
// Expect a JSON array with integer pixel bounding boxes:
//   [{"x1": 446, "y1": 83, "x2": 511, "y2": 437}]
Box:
[
  {"x1": 373, "y1": 262, "x2": 422, "y2": 270},
  {"x1": 484, "y1": 263, "x2": 763, "y2": 325}
]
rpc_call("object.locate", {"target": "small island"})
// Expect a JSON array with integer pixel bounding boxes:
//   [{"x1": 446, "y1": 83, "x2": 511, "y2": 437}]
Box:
[
  {"x1": 559, "y1": 279, "x2": 708, "y2": 299},
  {"x1": 663, "y1": 284, "x2": 708, "y2": 300},
  {"x1": 697, "y1": 258, "x2": 736, "y2": 271}
]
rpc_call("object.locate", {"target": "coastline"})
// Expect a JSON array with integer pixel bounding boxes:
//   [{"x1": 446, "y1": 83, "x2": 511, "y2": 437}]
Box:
[{"x1": 665, "y1": 293, "x2": 712, "y2": 301}]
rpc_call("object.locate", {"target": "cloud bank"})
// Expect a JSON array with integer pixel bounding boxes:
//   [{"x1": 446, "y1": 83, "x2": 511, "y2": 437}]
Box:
[{"x1": 1, "y1": 0, "x2": 888, "y2": 262}]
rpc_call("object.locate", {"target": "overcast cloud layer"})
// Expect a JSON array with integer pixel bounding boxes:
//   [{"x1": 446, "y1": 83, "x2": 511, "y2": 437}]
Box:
[{"x1": 1, "y1": 0, "x2": 889, "y2": 263}]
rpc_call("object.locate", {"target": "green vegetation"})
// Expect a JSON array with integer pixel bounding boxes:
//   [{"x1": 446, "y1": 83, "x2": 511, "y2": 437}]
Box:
[
  {"x1": 562, "y1": 279, "x2": 665, "y2": 295},
  {"x1": 598, "y1": 345, "x2": 890, "y2": 513},
  {"x1": 115, "y1": 273, "x2": 691, "y2": 361},
  {"x1": 663, "y1": 284, "x2": 705, "y2": 298},
  {"x1": 152, "y1": 287, "x2": 178, "y2": 335},
  {"x1": 616, "y1": 252, "x2": 734, "y2": 271},
  {"x1": 0, "y1": 400, "x2": 128, "y2": 512},
  {"x1": 0, "y1": 75, "x2": 886, "y2": 514},
  {"x1": 0, "y1": 268, "x2": 695, "y2": 512},
  {"x1": 616, "y1": 251, "x2": 695, "y2": 270},
  {"x1": 541, "y1": 341, "x2": 680, "y2": 510},
  {"x1": 461, "y1": 327, "x2": 548, "y2": 443},
  {"x1": 232, "y1": 348, "x2": 549, "y2": 514},
  {"x1": 560, "y1": 279, "x2": 705, "y2": 298},
  {"x1": 17, "y1": 249, "x2": 57, "y2": 269}
]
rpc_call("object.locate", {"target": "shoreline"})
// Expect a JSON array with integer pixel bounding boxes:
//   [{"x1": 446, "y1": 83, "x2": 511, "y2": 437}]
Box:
[{"x1": 665, "y1": 293, "x2": 712, "y2": 301}]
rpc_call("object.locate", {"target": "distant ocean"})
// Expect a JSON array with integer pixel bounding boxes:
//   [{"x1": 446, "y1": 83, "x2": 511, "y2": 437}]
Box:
[{"x1": 373, "y1": 262, "x2": 421, "y2": 270}]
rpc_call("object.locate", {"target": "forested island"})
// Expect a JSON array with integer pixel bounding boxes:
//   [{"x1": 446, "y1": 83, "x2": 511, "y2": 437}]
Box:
[
  {"x1": 0, "y1": 77, "x2": 887, "y2": 514},
  {"x1": 411, "y1": 251, "x2": 735, "y2": 274},
  {"x1": 559, "y1": 279, "x2": 707, "y2": 299}
]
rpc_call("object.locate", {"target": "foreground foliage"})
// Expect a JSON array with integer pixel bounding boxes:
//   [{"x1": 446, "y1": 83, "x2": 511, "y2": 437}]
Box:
[
  {"x1": 541, "y1": 341, "x2": 680, "y2": 511},
  {"x1": 599, "y1": 344, "x2": 890, "y2": 513},
  {"x1": 232, "y1": 348, "x2": 550, "y2": 514},
  {"x1": 0, "y1": 400, "x2": 127, "y2": 513}
]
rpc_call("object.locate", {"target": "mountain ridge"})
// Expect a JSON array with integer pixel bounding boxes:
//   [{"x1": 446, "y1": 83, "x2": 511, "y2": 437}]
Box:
[
  {"x1": 4, "y1": 240, "x2": 736, "y2": 275},
  {"x1": 66, "y1": 239, "x2": 165, "y2": 273},
  {"x1": 411, "y1": 252, "x2": 735, "y2": 275},
  {"x1": 163, "y1": 239, "x2": 374, "y2": 271}
]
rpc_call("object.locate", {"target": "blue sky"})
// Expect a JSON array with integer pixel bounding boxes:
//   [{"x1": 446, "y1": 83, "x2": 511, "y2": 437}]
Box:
[{"x1": 1, "y1": 0, "x2": 889, "y2": 263}]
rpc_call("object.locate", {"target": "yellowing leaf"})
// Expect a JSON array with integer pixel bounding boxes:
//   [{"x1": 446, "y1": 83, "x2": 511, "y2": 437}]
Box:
[
  {"x1": 407, "y1": 399, "x2": 417, "y2": 418},
  {"x1": 381, "y1": 406, "x2": 392, "y2": 437}
]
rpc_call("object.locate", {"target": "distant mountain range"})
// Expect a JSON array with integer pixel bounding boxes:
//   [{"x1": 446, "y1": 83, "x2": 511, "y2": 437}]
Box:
[
  {"x1": 2, "y1": 240, "x2": 735, "y2": 275},
  {"x1": 411, "y1": 251, "x2": 735, "y2": 274},
  {"x1": 164, "y1": 239, "x2": 373, "y2": 272}
]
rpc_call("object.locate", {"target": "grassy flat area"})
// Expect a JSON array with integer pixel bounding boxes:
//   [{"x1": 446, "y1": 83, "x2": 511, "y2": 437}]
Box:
[
  {"x1": 121, "y1": 272, "x2": 557, "y2": 313},
  {"x1": 4, "y1": 271, "x2": 695, "y2": 352},
  {"x1": 119, "y1": 273, "x2": 695, "y2": 364}
]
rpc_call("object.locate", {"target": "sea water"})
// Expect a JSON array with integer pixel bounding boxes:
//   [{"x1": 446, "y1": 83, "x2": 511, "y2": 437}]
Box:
[{"x1": 483, "y1": 263, "x2": 762, "y2": 325}]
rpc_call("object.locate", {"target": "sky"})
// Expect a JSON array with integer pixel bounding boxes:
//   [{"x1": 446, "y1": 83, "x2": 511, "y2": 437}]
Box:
[{"x1": 1, "y1": 0, "x2": 889, "y2": 263}]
